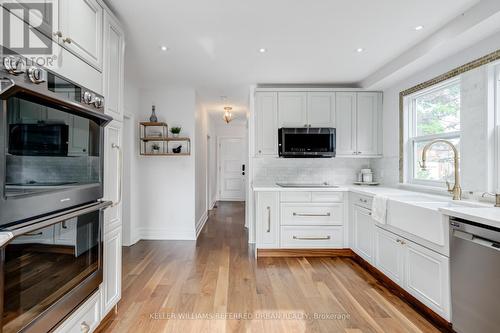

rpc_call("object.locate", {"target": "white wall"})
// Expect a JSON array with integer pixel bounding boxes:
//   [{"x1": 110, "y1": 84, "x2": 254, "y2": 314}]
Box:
[
  {"x1": 373, "y1": 31, "x2": 500, "y2": 192},
  {"x1": 134, "y1": 86, "x2": 197, "y2": 240},
  {"x1": 195, "y1": 95, "x2": 208, "y2": 236}
]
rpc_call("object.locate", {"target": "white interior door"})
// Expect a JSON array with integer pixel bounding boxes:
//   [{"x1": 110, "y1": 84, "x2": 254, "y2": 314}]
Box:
[{"x1": 219, "y1": 137, "x2": 246, "y2": 201}]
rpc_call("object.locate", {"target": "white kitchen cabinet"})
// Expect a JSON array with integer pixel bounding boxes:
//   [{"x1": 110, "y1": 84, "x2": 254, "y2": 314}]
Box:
[
  {"x1": 280, "y1": 225, "x2": 343, "y2": 248},
  {"x1": 104, "y1": 120, "x2": 123, "y2": 232},
  {"x1": 335, "y1": 92, "x2": 382, "y2": 157},
  {"x1": 255, "y1": 92, "x2": 278, "y2": 156},
  {"x1": 356, "y1": 92, "x2": 381, "y2": 156},
  {"x1": 102, "y1": 225, "x2": 122, "y2": 317},
  {"x1": 404, "y1": 240, "x2": 450, "y2": 319},
  {"x1": 307, "y1": 92, "x2": 335, "y2": 127},
  {"x1": 335, "y1": 92, "x2": 357, "y2": 155},
  {"x1": 255, "y1": 192, "x2": 280, "y2": 248},
  {"x1": 352, "y1": 204, "x2": 375, "y2": 263},
  {"x1": 374, "y1": 226, "x2": 404, "y2": 285},
  {"x1": 59, "y1": 0, "x2": 104, "y2": 71},
  {"x1": 53, "y1": 291, "x2": 101, "y2": 333},
  {"x1": 103, "y1": 11, "x2": 125, "y2": 121},
  {"x1": 278, "y1": 92, "x2": 308, "y2": 127}
]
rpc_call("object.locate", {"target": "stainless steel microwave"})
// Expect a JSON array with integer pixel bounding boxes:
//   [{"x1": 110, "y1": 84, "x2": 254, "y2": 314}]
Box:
[{"x1": 278, "y1": 128, "x2": 336, "y2": 158}]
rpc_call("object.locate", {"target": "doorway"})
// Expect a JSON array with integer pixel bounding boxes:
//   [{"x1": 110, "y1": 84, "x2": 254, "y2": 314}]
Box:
[{"x1": 217, "y1": 137, "x2": 246, "y2": 201}]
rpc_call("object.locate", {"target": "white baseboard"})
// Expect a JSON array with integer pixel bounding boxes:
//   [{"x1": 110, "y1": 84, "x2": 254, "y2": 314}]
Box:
[
  {"x1": 138, "y1": 228, "x2": 196, "y2": 240},
  {"x1": 195, "y1": 211, "x2": 209, "y2": 238},
  {"x1": 209, "y1": 199, "x2": 217, "y2": 210}
]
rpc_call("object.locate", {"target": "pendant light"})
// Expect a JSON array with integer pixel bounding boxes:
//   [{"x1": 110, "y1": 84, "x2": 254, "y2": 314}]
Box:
[{"x1": 223, "y1": 106, "x2": 232, "y2": 124}]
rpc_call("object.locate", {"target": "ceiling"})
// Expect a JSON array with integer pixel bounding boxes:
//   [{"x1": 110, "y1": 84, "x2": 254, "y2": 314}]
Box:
[{"x1": 108, "y1": 0, "x2": 487, "y2": 115}]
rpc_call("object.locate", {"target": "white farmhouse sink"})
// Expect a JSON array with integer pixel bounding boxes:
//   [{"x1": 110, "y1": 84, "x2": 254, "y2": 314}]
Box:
[{"x1": 385, "y1": 198, "x2": 481, "y2": 247}]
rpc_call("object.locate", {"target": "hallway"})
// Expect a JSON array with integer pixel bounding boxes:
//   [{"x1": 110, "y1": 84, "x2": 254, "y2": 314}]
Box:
[{"x1": 101, "y1": 202, "x2": 440, "y2": 333}]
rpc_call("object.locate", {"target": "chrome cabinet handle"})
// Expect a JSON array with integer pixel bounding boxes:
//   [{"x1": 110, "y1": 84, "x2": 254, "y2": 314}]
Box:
[
  {"x1": 292, "y1": 212, "x2": 331, "y2": 217},
  {"x1": 111, "y1": 143, "x2": 123, "y2": 207},
  {"x1": 396, "y1": 239, "x2": 406, "y2": 245},
  {"x1": 25, "y1": 231, "x2": 43, "y2": 236},
  {"x1": 266, "y1": 206, "x2": 271, "y2": 233},
  {"x1": 293, "y1": 235, "x2": 331, "y2": 240},
  {"x1": 53, "y1": 31, "x2": 63, "y2": 38},
  {"x1": 80, "y1": 321, "x2": 90, "y2": 333},
  {"x1": 63, "y1": 37, "x2": 72, "y2": 44}
]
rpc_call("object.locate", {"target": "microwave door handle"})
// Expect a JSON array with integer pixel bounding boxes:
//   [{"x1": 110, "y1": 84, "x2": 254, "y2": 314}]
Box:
[{"x1": 111, "y1": 143, "x2": 123, "y2": 207}]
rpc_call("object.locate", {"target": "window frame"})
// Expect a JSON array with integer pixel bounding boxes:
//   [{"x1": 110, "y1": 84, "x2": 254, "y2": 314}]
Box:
[{"x1": 404, "y1": 77, "x2": 461, "y2": 187}]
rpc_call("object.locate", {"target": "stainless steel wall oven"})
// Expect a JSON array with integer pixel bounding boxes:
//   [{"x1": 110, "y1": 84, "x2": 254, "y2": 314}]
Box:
[
  {"x1": 0, "y1": 52, "x2": 112, "y2": 227},
  {"x1": 0, "y1": 201, "x2": 110, "y2": 333}
]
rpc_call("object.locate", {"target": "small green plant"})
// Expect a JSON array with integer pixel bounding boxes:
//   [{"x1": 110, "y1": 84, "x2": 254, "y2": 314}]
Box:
[{"x1": 170, "y1": 127, "x2": 181, "y2": 135}]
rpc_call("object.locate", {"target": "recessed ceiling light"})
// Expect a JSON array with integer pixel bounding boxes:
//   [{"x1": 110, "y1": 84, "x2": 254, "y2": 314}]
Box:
[
  {"x1": 160, "y1": 45, "x2": 168, "y2": 51},
  {"x1": 258, "y1": 48, "x2": 267, "y2": 53},
  {"x1": 415, "y1": 25, "x2": 424, "y2": 31},
  {"x1": 356, "y1": 48, "x2": 364, "y2": 53}
]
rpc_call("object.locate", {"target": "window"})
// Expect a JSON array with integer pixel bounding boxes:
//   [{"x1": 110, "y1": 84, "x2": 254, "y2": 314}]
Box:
[{"x1": 405, "y1": 79, "x2": 461, "y2": 186}]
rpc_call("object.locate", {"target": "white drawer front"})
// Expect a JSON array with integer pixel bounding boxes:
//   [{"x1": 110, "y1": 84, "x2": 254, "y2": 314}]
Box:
[
  {"x1": 280, "y1": 226, "x2": 344, "y2": 248},
  {"x1": 311, "y1": 192, "x2": 344, "y2": 202},
  {"x1": 54, "y1": 291, "x2": 100, "y2": 333},
  {"x1": 280, "y1": 192, "x2": 312, "y2": 202},
  {"x1": 281, "y1": 203, "x2": 344, "y2": 226},
  {"x1": 352, "y1": 193, "x2": 373, "y2": 209}
]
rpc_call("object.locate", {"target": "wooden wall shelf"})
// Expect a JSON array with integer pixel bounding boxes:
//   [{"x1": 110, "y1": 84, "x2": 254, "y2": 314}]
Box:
[{"x1": 139, "y1": 122, "x2": 190, "y2": 156}]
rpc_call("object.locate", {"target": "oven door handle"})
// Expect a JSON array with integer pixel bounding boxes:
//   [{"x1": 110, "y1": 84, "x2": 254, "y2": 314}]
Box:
[
  {"x1": 111, "y1": 143, "x2": 123, "y2": 207},
  {"x1": 0, "y1": 201, "x2": 112, "y2": 247}
]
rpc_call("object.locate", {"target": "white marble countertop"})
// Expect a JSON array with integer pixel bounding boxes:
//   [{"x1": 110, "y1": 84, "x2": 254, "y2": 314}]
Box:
[
  {"x1": 439, "y1": 207, "x2": 500, "y2": 229},
  {"x1": 253, "y1": 182, "x2": 500, "y2": 229}
]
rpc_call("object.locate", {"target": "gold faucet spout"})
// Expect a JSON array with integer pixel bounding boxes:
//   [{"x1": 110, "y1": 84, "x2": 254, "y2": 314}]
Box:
[{"x1": 420, "y1": 139, "x2": 461, "y2": 200}]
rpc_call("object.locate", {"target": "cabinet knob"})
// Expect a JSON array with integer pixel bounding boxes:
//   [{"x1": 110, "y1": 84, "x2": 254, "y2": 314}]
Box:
[
  {"x1": 80, "y1": 322, "x2": 90, "y2": 333},
  {"x1": 63, "y1": 37, "x2": 72, "y2": 44},
  {"x1": 54, "y1": 31, "x2": 63, "y2": 38}
]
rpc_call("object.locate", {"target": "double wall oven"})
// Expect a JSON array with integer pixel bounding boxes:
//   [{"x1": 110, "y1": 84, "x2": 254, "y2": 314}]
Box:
[{"x1": 0, "y1": 51, "x2": 113, "y2": 332}]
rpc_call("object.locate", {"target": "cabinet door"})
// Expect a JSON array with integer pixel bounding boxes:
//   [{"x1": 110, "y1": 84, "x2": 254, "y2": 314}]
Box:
[
  {"x1": 104, "y1": 120, "x2": 122, "y2": 233},
  {"x1": 307, "y1": 92, "x2": 335, "y2": 127},
  {"x1": 352, "y1": 205, "x2": 374, "y2": 263},
  {"x1": 404, "y1": 241, "x2": 450, "y2": 319},
  {"x1": 256, "y1": 192, "x2": 279, "y2": 248},
  {"x1": 255, "y1": 92, "x2": 278, "y2": 156},
  {"x1": 278, "y1": 92, "x2": 307, "y2": 127},
  {"x1": 356, "y1": 92, "x2": 381, "y2": 156},
  {"x1": 374, "y1": 227, "x2": 404, "y2": 285},
  {"x1": 59, "y1": 0, "x2": 103, "y2": 70},
  {"x1": 335, "y1": 92, "x2": 357, "y2": 156},
  {"x1": 103, "y1": 12, "x2": 125, "y2": 121},
  {"x1": 102, "y1": 226, "x2": 122, "y2": 317}
]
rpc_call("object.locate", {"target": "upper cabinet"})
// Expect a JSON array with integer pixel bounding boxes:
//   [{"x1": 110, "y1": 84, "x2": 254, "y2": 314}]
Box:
[
  {"x1": 255, "y1": 92, "x2": 278, "y2": 156},
  {"x1": 335, "y1": 92, "x2": 382, "y2": 157},
  {"x1": 278, "y1": 92, "x2": 307, "y2": 127},
  {"x1": 254, "y1": 89, "x2": 382, "y2": 158},
  {"x1": 307, "y1": 92, "x2": 336, "y2": 127},
  {"x1": 58, "y1": 0, "x2": 104, "y2": 71},
  {"x1": 103, "y1": 11, "x2": 125, "y2": 121},
  {"x1": 278, "y1": 92, "x2": 335, "y2": 128}
]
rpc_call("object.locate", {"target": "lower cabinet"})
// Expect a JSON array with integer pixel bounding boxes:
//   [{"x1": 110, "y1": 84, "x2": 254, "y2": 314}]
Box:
[
  {"x1": 53, "y1": 291, "x2": 101, "y2": 333},
  {"x1": 280, "y1": 226, "x2": 343, "y2": 248},
  {"x1": 102, "y1": 226, "x2": 122, "y2": 317},
  {"x1": 255, "y1": 192, "x2": 280, "y2": 248},
  {"x1": 374, "y1": 226, "x2": 450, "y2": 320},
  {"x1": 352, "y1": 204, "x2": 375, "y2": 264}
]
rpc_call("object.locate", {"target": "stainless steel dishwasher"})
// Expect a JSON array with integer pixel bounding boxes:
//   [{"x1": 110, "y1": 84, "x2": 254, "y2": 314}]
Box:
[{"x1": 450, "y1": 217, "x2": 500, "y2": 333}]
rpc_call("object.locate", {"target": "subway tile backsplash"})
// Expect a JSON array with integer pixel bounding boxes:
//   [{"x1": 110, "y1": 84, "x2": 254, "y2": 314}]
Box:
[{"x1": 253, "y1": 157, "x2": 372, "y2": 185}]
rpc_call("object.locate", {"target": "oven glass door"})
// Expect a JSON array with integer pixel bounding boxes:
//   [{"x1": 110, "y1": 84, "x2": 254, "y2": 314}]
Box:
[
  {"x1": 4, "y1": 93, "x2": 102, "y2": 198},
  {"x1": 2, "y1": 210, "x2": 101, "y2": 333}
]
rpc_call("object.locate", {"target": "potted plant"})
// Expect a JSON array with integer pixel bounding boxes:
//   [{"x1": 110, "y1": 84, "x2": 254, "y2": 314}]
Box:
[
  {"x1": 170, "y1": 126, "x2": 181, "y2": 138},
  {"x1": 151, "y1": 143, "x2": 161, "y2": 154}
]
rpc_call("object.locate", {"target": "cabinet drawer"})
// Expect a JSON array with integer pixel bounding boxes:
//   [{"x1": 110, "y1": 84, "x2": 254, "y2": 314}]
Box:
[
  {"x1": 311, "y1": 192, "x2": 344, "y2": 202},
  {"x1": 281, "y1": 204, "x2": 343, "y2": 226},
  {"x1": 352, "y1": 193, "x2": 373, "y2": 209},
  {"x1": 280, "y1": 226, "x2": 344, "y2": 248},
  {"x1": 54, "y1": 291, "x2": 100, "y2": 333},
  {"x1": 280, "y1": 192, "x2": 312, "y2": 202}
]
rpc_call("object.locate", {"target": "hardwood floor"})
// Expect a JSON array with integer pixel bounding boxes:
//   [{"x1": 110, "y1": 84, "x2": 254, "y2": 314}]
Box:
[{"x1": 101, "y1": 202, "x2": 441, "y2": 333}]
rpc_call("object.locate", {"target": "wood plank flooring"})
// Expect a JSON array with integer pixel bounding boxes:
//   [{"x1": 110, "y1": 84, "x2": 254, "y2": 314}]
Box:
[{"x1": 101, "y1": 202, "x2": 441, "y2": 333}]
